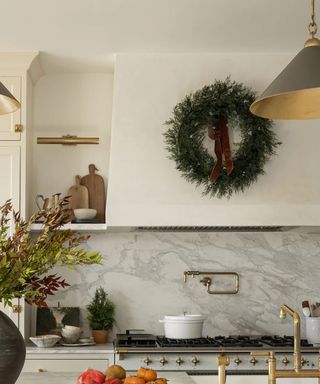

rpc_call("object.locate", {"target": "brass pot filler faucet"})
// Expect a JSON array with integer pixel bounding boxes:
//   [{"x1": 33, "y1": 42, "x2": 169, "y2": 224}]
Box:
[{"x1": 216, "y1": 304, "x2": 320, "y2": 384}]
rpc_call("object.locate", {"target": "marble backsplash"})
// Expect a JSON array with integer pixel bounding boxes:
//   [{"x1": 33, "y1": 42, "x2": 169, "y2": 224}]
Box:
[{"x1": 47, "y1": 231, "x2": 320, "y2": 339}]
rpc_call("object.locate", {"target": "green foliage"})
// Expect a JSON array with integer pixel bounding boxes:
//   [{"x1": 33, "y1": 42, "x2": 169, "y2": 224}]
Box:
[
  {"x1": 164, "y1": 78, "x2": 281, "y2": 198},
  {"x1": 87, "y1": 287, "x2": 115, "y2": 330},
  {"x1": 0, "y1": 197, "x2": 102, "y2": 307}
]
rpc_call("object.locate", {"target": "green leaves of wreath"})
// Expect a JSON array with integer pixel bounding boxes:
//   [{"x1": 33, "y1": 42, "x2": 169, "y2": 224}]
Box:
[{"x1": 164, "y1": 78, "x2": 280, "y2": 198}]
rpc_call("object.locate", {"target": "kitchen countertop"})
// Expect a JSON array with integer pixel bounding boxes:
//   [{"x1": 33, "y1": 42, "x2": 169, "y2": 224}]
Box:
[
  {"x1": 26, "y1": 343, "x2": 114, "y2": 354},
  {"x1": 16, "y1": 371, "x2": 194, "y2": 384}
]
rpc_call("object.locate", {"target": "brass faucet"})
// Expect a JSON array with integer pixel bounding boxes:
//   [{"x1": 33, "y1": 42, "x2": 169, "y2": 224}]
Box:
[
  {"x1": 251, "y1": 304, "x2": 320, "y2": 384},
  {"x1": 279, "y1": 304, "x2": 301, "y2": 371}
]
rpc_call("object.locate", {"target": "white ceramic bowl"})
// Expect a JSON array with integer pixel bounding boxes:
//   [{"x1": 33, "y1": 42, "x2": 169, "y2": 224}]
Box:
[
  {"x1": 29, "y1": 335, "x2": 61, "y2": 348},
  {"x1": 73, "y1": 208, "x2": 97, "y2": 220},
  {"x1": 61, "y1": 325, "x2": 82, "y2": 343}
]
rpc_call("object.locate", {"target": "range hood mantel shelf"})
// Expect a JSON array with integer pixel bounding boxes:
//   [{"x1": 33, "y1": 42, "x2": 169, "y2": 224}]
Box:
[{"x1": 137, "y1": 226, "x2": 292, "y2": 232}]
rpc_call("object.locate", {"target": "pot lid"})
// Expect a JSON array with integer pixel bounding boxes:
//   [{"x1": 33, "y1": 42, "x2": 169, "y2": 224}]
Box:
[{"x1": 162, "y1": 314, "x2": 205, "y2": 322}]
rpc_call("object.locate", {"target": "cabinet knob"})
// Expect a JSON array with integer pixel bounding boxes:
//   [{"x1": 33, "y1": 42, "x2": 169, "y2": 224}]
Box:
[
  {"x1": 176, "y1": 357, "x2": 184, "y2": 366},
  {"x1": 234, "y1": 357, "x2": 242, "y2": 366},
  {"x1": 159, "y1": 357, "x2": 167, "y2": 366},
  {"x1": 12, "y1": 304, "x2": 22, "y2": 314},
  {"x1": 250, "y1": 357, "x2": 258, "y2": 366},
  {"x1": 37, "y1": 368, "x2": 45, "y2": 373},
  {"x1": 143, "y1": 357, "x2": 152, "y2": 366},
  {"x1": 191, "y1": 356, "x2": 200, "y2": 366},
  {"x1": 282, "y1": 357, "x2": 290, "y2": 366},
  {"x1": 15, "y1": 124, "x2": 23, "y2": 133}
]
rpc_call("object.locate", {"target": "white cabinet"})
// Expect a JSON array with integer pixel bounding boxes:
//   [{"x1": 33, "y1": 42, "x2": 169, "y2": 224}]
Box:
[
  {"x1": 0, "y1": 53, "x2": 40, "y2": 219},
  {"x1": 0, "y1": 298, "x2": 32, "y2": 340},
  {"x1": 0, "y1": 146, "x2": 20, "y2": 209},
  {"x1": 0, "y1": 76, "x2": 21, "y2": 141}
]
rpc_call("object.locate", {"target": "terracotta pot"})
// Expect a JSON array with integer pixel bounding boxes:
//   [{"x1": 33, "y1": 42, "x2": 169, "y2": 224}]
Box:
[
  {"x1": 0, "y1": 310, "x2": 26, "y2": 383},
  {"x1": 92, "y1": 330, "x2": 108, "y2": 344}
]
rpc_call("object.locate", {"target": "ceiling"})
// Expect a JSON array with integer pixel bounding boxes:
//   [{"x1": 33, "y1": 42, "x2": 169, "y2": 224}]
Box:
[{"x1": 0, "y1": 0, "x2": 314, "y2": 72}]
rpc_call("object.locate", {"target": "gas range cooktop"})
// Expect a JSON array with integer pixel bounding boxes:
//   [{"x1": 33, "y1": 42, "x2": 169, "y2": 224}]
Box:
[{"x1": 115, "y1": 332, "x2": 314, "y2": 350}]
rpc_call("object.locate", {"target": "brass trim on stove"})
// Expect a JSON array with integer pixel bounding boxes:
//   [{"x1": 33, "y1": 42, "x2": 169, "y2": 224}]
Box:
[{"x1": 216, "y1": 355, "x2": 230, "y2": 384}]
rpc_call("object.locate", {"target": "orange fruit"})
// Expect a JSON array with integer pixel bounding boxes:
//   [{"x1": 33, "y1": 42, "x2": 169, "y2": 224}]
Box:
[
  {"x1": 141, "y1": 369, "x2": 157, "y2": 382},
  {"x1": 146, "y1": 379, "x2": 167, "y2": 384},
  {"x1": 124, "y1": 376, "x2": 145, "y2": 384},
  {"x1": 137, "y1": 368, "x2": 147, "y2": 379}
]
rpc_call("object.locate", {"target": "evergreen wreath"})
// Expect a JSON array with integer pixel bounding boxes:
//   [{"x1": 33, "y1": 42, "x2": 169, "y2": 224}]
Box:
[{"x1": 164, "y1": 78, "x2": 280, "y2": 198}]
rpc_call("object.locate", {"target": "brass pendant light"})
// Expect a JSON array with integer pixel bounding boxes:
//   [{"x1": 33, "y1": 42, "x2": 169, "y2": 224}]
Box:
[
  {"x1": 250, "y1": 0, "x2": 320, "y2": 120},
  {"x1": 0, "y1": 82, "x2": 20, "y2": 115}
]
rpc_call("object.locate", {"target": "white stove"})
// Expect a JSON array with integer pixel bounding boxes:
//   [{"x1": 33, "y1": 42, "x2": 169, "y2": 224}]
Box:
[{"x1": 114, "y1": 331, "x2": 320, "y2": 383}]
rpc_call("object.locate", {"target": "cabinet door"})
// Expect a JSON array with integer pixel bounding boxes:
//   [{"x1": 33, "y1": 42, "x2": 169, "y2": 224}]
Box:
[
  {"x1": 0, "y1": 77, "x2": 21, "y2": 141},
  {"x1": 0, "y1": 146, "x2": 20, "y2": 209}
]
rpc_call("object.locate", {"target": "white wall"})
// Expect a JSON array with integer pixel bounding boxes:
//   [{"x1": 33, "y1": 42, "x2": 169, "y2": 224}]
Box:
[
  {"x1": 107, "y1": 53, "x2": 320, "y2": 226},
  {"x1": 32, "y1": 73, "x2": 113, "y2": 213}
]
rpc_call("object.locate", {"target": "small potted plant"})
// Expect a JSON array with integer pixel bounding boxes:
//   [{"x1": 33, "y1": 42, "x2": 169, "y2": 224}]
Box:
[{"x1": 87, "y1": 287, "x2": 115, "y2": 344}]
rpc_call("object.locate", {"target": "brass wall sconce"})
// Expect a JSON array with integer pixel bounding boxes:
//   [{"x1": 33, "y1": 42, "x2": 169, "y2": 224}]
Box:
[
  {"x1": 183, "y1": 271, "x2": 239, "y2": 295},
  {"x1": 37, "y1": 135, "x2": 99, "y2": 145}
]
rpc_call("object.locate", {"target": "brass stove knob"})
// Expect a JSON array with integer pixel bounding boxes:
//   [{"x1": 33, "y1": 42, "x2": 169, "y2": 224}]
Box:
[
  {"x1": 191, "y1": 356, "x2": 200, "y2": 366},
  {"x1": 234, "y1": 357, "x2": 242, "y2": 366},
  {"x1": 301, "y1": 357, "x2": 309, "y2": 367},
  {"x1": 250, "y1": 357, "x2": 258, "y2": 366},
  {"x1": 282, "y1": 357, "x2": 290, "y2": 366},
  {"x1": 159, "y1": 357, "x2": 168, "y2": 366},
  {"x1": 143, "y1": 357, "x2": 152, "y2": 366},
  {"x1": 176, "y1": 357, "x2": 184, "y2": 366}
]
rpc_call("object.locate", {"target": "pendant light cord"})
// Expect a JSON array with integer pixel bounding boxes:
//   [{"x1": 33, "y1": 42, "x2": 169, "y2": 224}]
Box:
[{"x1": 309, "y1": 0, "x2": 318, "y2": 37}]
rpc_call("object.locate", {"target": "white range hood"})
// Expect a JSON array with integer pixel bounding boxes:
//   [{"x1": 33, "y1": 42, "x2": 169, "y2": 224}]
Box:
[{"x1": 106, "y1": 54, "x2": 320, "y2": 229}]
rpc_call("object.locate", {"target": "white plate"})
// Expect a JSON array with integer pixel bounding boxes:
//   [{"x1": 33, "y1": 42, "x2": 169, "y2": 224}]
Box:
[{"x1": 60, "y1": 342, "x2": 96, "y2": 347}]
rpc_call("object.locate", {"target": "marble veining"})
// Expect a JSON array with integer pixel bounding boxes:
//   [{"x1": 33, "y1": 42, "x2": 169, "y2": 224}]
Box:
[{"x1": 47, "y1": 231, "x2": 320, "y2": 340}]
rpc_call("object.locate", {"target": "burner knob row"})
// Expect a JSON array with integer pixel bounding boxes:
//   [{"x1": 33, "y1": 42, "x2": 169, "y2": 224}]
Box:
[{"x1": 145, "y1": 356, "x2": 200, "y2": 366}]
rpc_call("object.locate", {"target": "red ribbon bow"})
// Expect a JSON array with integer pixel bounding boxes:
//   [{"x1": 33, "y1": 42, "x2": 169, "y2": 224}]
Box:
[{"x1": 208, "y1": 117, "x2": 234, "y2": 182}]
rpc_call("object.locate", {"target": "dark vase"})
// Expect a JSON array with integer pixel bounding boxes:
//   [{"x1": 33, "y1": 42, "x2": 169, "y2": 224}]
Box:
[{"x1": 0, "y1": 310, "x2": 26, "y2": 384}]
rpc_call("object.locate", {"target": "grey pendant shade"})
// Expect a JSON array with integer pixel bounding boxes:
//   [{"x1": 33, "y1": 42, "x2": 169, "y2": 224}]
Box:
[
  {"x1": 0, "y1": 82, "x2": 20, "y2": 115},
  {"x1": 250, "y1": 0, "x2": 320, "y2": 120},
  {"x1": 250, "y1": 43, "x2": 320, "y2": 120}
]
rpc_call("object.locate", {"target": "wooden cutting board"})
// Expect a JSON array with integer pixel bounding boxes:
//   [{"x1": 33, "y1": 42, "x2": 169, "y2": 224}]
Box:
[
  {"x1": 80, "y1": 164, "x2": 105, "y2": 222},
  {"x1": 67, "y1": 175, "x2": 89, "y2": 210}
]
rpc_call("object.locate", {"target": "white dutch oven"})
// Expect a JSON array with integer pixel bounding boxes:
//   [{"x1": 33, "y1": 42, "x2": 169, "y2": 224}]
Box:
[{"x1": 159, "y1": 314, "x2": 205, "y2": 339}]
